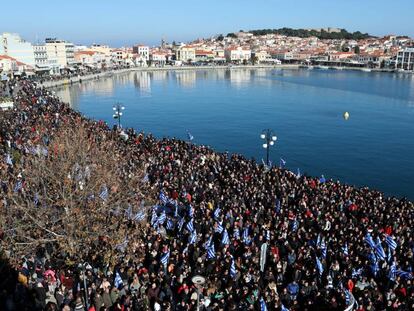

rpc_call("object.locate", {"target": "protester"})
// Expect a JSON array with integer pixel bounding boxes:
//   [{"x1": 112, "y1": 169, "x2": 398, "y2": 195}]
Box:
[{"x1": 0, "y1": 78, "x2": 413, "y2": 311}]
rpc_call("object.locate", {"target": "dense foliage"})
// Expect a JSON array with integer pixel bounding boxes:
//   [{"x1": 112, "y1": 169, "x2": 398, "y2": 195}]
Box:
[{"x1": 249, "y1": 28, "x2": 373, "y2": 40}]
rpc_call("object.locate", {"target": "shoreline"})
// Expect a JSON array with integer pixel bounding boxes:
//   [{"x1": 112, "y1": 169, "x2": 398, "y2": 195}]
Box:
[{"x1": 40, "y1": 64, "x2": 411, "y2": 89}]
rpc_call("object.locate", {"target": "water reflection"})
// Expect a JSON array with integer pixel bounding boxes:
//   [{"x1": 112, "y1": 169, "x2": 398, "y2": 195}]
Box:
[{"x1": 133, "y1": 72, "x2": 151, "y2": 95}]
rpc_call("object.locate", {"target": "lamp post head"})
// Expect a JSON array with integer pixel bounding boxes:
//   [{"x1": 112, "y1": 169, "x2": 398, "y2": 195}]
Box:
[
  {"x1": 192, "y1": 275, "x2": 206, "y2": 286},
  {"x1": 260, "y1": 134, "x2": 266, "y2": 139},
  {"x1": 272, "y1": 136, "x2": 277, "y2": 141},
  {"x1": 262, "y1": 143, "x2": 268, "y2": 149},
  {"x1": 269, "y1": 141, "x2": 274, "y2": 146}
]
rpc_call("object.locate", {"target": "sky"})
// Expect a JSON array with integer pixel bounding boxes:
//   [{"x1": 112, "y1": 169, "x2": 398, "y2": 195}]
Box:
[{"x1": 1, "y1": 0, "x2": 413, "y2": 47}]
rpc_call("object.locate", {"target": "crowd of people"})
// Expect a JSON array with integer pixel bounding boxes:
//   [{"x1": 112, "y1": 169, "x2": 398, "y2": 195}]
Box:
[{"x1": 0, "y1": 78, "x2": 413, "y2": 311}]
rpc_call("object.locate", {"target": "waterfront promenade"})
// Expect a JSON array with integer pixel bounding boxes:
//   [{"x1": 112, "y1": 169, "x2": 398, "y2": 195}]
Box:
[{"x1": 0, "y1": 78, "x2": 413, "y2": 310}]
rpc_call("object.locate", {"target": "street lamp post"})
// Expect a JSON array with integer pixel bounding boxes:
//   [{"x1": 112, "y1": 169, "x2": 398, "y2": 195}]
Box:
[
  {"x1": 112, "y1": 103, "x2": 125, "y2": 128},
  {"x1": 192, "y1": 275, "x2": 206, "y2": 311},
  {"x1": 260, "y1": 129, "x2": 277, "y2": 167}
]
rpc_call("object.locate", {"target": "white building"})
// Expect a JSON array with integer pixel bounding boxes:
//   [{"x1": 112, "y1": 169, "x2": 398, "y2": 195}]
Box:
[
  {"x1": 176, "y1": 46, "x2": 196, "y2": 62},
  {"x1": 45, "y1": 38, "x2": 75, "y2": 68},
  {"x1": 396, "y1": 48, "x2": 414, "y2": 71},
  {"x1": 0, "y1": 33, "x2": 35, "y2": 67},
  {"x1": 133, "y1": 45, "x2": 149, "y2": 61},
  {"x1": 224, "y1": 47, "x2": 251, "y2": 63}
]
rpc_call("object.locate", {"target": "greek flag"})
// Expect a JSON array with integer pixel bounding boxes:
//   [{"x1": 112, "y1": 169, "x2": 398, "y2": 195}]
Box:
[
  {"x1": 260, "y1": 297, "x2": 267, "y2": 311},
  {"x1": 364, "y1": 233, "x2": 375, "y2": 249},
  {"x1": 352, "y1": 267, "x2": 363, "y2": 279},
  {"x1": 342, "y1": 243, "x2": 349, "y2": 257},
  {"x1": 187, "y1": 131, "x2": 194, "y2": 141},
  {"x1": 222, "y1": 229, "x2": 230, "y2": 245},
  {"x1": 189, "y1": 230, "x2": 197, "y2": 244},
  {"x1": 158, "y1": 211, "x2": 166, "y2": 225},
  {"x1": 159, "y1": 191, "x2": 168, "y2": 205},
  {"x1": 385, "y1": 235, "x2": 397, "y2": 251},
  {"x1": 291, "y1": 219, "x2": 298, "y2": 232},
  {"x1": 115, "y1": 237, "x2": 129, "y2": 253},
  {"x1": 5, "y1": 153, "x2": 12, "y2": 166},
  {"x1": 13, "y1": 180, "x2": 22, "y2": 192},
  {"x1": 166, "y1": 218, "x2": 174, "y2": 230},
  {"x1": 186, "y1": 219, "x2": 194, "y2": 232},
  {"x1": 213, "y1": 207, "x2": 221, "y2": 220},
  {"x1": 315, "y1": 257, "x2": 323, "y2": 277},
  {"x1": 374, "y1": 238, "x2": 386, "y2": 261},
  {"x1": 281, "y1": 303, "x2": 289, "y2": 311},
  {"x1": 151, "y1": 210, "x2": 158, "y2": 227},
  {"x1": 344, "y1": 289, "x2": 351, "y2": 305},
  {"x1": 178, "y1": 217, "x2": 185, "y2": 231},
  {"x1": 279, "y1": 158, "x2": 286, "y2": 168},
  {"x1": 275, "y1": 198, "x2": 281, "y2": 213},
  {"x1": 266, "y1": 230, "x2": 270, "y2": 241},
  {"x1": 160, "y1": 250, "x2": 170, "y2": 266},
  {"x1": 319, "y1": 175, "x2": 326, "y2": 183},
  {"x1": 114, "y1": 271, "x2": 123, "y2": 289},
  {"x1": 230, "y1": 259, "x2": 237, "y2": 278},
  {"x1": 99, "y1": 185, "x2": 108, "y2": 201},
  {"x1": 233, "y1": 228, "x2": 240, "y2": 240},
  {"x1": 371, "y1": 260, "x2": 379, "y2": 276},
  {"x1": 319, "y1": 238, "x2": 327, "y2": 258},
  {"x1": 207, "y1": 244, "x2": 216, "y2": 259},
  {"x1": 389, "y1": 262, "x2": 396, "y2": 281},
  {"x1": 215, "y1": 221, "x2": 224, "y2": 234},
  {"x1": 395, "y1": 269, "x2": 413, "y2": 280},
  {"x1": 133, "y1": 211, "x2": 146, "y2": 221},
  {"x1": 188, "y1": 205, "x2": 194, "y2": 218},
  {"x1": 243, "y1": 227, "x2": 250, "y2": 244},
  {"x1": 296, "y1": 168, "x2": 301, "y2": 179}
]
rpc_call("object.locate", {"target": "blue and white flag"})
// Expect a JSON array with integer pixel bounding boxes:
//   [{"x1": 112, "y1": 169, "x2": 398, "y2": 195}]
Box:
[
  {"x1": 385, "y1": 235, "x2": 397, "y2": 251},
  {"x1": 178, "y1": 217, "x2": 185, "y2": 231},
  {"x1": 370, "y1": 259, "x2": 379, "y2": 277},
  {"x1": 279, "y1": 158, "x2": 286, "y2": 168},
  {"x1": 319, "y1": 175, "x2": 326, "y2": 183},
  {"x1": 133, "y1": 210, "x2": 146, "y2": 222},
  {"x1": 166, "y1": 218, "x2": 174, "y2": 230},
  {"x1": 296, "y1": 168, "x2": 301, "y2": 179},
  {"x1": 291, "y1": 219, "x2": 298, "y2": 232},
  {"x1": 207, "y1": 244, "x2": 216, "y2": 259},
  {"x1": 266, "y1": 230, "x2": 270, "y2": 241},
  {"x1": 187, "y1": 131, "x2": 194, "y2": 141},
  {"x1": 275, "y1": 198, "x2": 281, "y2": 213},
  {"x1": 281, "y1": 303, "x2": 289, "y2": 311},
  {"x1": 395, "y1": 269, "x2": 413, "y2": 280},
  {"x1": 388, "y1": 261, "x2": 396, "y2": 281},
  {"x1": 365, "y1": 233, "x2": 376, "y2": 249},
  {"x1": 260, "y1": 297, "x2": 267, "y2": 311},
  {"x1": 160, "y1": 250, "x2": 170, "y2": 266},
  {"x1": 159, "y1": 191, "x2": 168, "y2": 205},
  {"x1": 344, "y1": 289, "x2": 351, "y2": 305},
  {"x1": 352, "y1": 267, "x2": 363, "y2": 279},
  {"x1": 189, "y1": 230, "x2": 197, "y2": 244},
  {"x1": 230, "y1": 259, "x2": 237, "y2": 278},
  {"x1": 222, "y1": 229, "x2": 230, "y2": 245},
  {"x1": 215, "y1": 221, "x2": 224, "y2": 234},
  {"x1": 374, "y1": 237, "x2": 386, "y2": 261},
  {"x1": 14, "y1": 180, "x2": 22, "y2": 192},
  {"x1": 213, "y1": 207, "x2": 221, "y2": 220},
  {"x1": 243, "y1": 227, "x2": 250, "y2": 244},
  {"x1": 151, "y1": 210, "x2": 158, "y2": 227},
  {"x1": 233, "y1": 228, "x2": 240, "y2": 240},
  {"x1": 188, "y1": 205, "x2": 194, "y2": 218},
  {"x1": 186, "y1": 219, "x2": 194, "y2": 232},
  {"x1": 316, "y1": 257, "x2": 323, "y2": 277},
  {"x1": 5, "y1": 153, "x2": 13, "y2": 166},
  {"x1": 99, "y1": 185, "x2": 108, "y2": 201},
  {"x1": 157, "y1": 211, "x2": 166, "y2": 225},
  {"x1": 114, "y1": 271, "x2": 123, "y2": 289},
  {"x1": 342, "y1": 243, "x2": 349, "y2": 257}
]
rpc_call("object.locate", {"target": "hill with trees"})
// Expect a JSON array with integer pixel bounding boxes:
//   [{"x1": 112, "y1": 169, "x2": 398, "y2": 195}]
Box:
[{"x1": 244, "y1": 28, "x2": 373, "y2": 40}]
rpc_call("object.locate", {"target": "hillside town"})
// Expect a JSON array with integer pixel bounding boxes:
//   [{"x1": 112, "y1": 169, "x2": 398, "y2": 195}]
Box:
[{"x1": 1, "y1": 29, "x2": 414, "y2": 78}]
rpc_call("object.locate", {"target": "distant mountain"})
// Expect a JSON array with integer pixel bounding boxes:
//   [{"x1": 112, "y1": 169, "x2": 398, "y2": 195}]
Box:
[{"x1": 240, "y1": 28, "x2": 373, "y2": 40}]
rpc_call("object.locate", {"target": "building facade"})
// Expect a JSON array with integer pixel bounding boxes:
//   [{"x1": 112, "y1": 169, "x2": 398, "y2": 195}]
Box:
[
  {"x1": 45, "y1": 38, "x2": 75, "y2": 68},
  {"x1": 396, "y1": 48, "x2": 414, "y2": 70},
  {"x1": 0, "y1": 33, "x2": 35, "y2": 67},
  {"x1": 132, "y1": 45, "x2": 149, "y2": 61},
  {"x1": 176, "y1": 46, "x2": 196, "y2": 62}
]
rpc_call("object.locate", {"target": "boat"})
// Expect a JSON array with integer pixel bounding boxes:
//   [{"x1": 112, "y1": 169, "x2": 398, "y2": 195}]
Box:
[
  {"x1": 361, "y1": 68, "x2": 372, "y2": 72},
  {"x1": 315, "y1": 65, "x2": 329, "y2": 70}
]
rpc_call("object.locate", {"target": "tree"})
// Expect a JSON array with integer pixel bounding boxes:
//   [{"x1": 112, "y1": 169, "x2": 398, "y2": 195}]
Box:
[
  {"x1": 226, "y1": 33, "x2": 237, "y2": 38},
  {"x1": 1, "y1": 123, "x2": 150, "y2": 266},
  {"x1": 217, "y1": 34, "x2": 224, "y2": 41},
  {"x1": 251, "y1": 56, "x2": 259, "y2": 65},
  {"x1": 354, "y1": 46, "x2": 360, "y2": 54}
]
